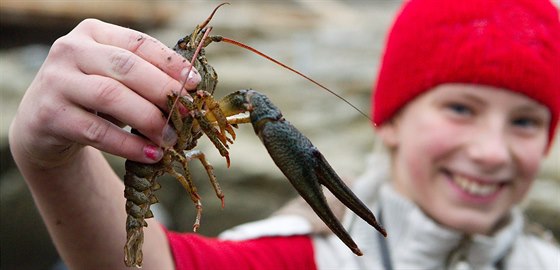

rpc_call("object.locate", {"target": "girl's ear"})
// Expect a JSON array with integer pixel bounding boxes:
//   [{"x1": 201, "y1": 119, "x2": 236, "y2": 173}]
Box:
[{"x1": 376, "y1": 120, "x2": 400, "y2": 148}]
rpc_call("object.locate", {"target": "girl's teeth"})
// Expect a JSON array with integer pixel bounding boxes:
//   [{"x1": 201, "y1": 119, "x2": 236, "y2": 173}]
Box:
[{"x1": 452, "y1": 175, "x2": 498, "y2": 196}]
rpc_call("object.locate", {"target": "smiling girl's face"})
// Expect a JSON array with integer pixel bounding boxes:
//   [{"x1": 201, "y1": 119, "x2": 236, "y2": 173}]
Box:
[{"x1": 378, "y1": 84, "x2": 550, "y2": 235}]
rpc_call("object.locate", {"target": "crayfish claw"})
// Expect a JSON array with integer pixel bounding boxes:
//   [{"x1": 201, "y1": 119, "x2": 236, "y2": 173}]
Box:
[
  {"x1": 288, "y1": 163, "x2": 364, "y2": 256},
  {"x1": 314, "y1": 151, "x2": 387, "y2": 237},
  {"x1": 223, "y1": 89, "x2": 386, "y2": 256}
]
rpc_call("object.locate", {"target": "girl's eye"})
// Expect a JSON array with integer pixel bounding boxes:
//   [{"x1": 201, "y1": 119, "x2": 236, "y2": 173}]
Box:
[
  {"x1": 446, "y1": 102, "x2": 473, "y2": 117},
  {"x1": 511, "y1": 117, "x2": 542, "y2": 130}
]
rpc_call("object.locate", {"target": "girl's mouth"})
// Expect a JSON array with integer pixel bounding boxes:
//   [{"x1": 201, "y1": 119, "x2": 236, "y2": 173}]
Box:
[
  {"x1": 443, "y1": 170, "x2": 506, "y2": 201},
  {"x1": 452, "y1": 174, "x2": 499, "y2": 196}
]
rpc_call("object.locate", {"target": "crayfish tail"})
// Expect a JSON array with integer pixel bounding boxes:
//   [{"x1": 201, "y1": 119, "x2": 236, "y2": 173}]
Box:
[
  {"x1": 124, "y1": 226, "x2": 144, "y2": 268},
  {"x1": 124, "y1": 159, "x2": 161, "y2": 267}
]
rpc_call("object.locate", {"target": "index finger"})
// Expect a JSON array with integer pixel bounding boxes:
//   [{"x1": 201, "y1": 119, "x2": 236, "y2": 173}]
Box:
[{"x1": 79, "y1": 19, "x2": 197, "y2": 88}]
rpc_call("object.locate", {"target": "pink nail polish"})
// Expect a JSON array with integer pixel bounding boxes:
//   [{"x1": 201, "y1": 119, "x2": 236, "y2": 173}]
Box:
[
  {"x1": 144, "y1": 145, "x2": 163, "y2": 161},
  {"x1": 178, "y1": 104, "x2": 189, "y2": 116}
]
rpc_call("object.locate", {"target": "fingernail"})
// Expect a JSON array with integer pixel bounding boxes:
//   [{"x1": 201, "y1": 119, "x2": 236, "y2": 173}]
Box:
[
  {"x1": 144, "y1": 145, "x2": 163, "y2": 161},
  {"x1": 178, "y1": 104, "x2": 189, "y2": 116},
  {"x1": 181, "y1": 67, "x2": 201, "y2": 89},
  {"x1": 162, "y1": 124, "x2": 178, "y2": 147}
]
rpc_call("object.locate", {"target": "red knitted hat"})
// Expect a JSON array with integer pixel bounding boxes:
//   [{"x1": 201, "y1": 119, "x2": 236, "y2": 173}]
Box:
[{"x1": 372, "y1": 0, "x2": 560, "y2": 148}]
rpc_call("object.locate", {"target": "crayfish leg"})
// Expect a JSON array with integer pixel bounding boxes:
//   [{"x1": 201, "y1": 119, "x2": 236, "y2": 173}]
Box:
[
  {"x1": 193, "y1": 200, "x2": 203, "y2": 232},
  {"x1": 176, "y1": 95, "x2": 231, "y2": 165},
  {"x1": 195, "y1": 91, "x2": 234, "y2": 145},
  {"x1": 225, "y1": 114, "x2": 251, "y2": 127},
  {"x1": 166, "y1": 148, "x2": 225, "y2": 230},
  {"x1": 165, "y1": 149, "x2": 201, "y2": 203},
  {"x1": 185, "y1": 149, "x2": 225, "y2": 209},
  {"x1": 164, "y1": 161, "x2": 204, "y2": 232},
  {"x1": 167, "y1": 94, "x2": 196, "y2": 149},
  {"x1": 167, "y1": 94, "x2": 186, "y2": 131}
]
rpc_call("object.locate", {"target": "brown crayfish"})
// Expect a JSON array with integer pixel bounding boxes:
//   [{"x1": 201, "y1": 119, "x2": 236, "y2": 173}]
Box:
[{"x1": 123, "y1": 3, "x2": 386, "y2": 267}]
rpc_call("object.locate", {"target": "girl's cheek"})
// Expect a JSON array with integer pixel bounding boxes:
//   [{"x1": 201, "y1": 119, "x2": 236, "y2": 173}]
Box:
[
  {"x1": 512, "y1": 142, "x2": 544, "y2": 180},
  {"x1": 413, "y1": 116, "x2": 466, "y2": 155},
  {"x1": 400, "y1": 117, "x2": 459, "y2": 177},
  {"x1": 507, "y1": 137, "x2": 546, "y2": 204},
  {"x1": 509, "y1": 127, "x2": 548, "y2": 173}
]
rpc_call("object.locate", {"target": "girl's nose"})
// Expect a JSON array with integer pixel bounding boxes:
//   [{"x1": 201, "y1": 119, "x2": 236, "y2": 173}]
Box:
[{"x1": 467, "y1": 124, "x2": 512, "y2": 171}]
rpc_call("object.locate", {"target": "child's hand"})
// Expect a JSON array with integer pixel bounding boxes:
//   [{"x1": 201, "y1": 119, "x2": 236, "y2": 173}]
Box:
[{"x1": 9, "y1": 19, "x2": 201, "y2": 169}]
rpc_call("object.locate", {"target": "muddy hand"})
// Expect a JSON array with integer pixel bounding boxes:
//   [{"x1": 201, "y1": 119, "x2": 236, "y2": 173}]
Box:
[{"x1": 220, "y1": 89, "x2": 387, "y2": 256}]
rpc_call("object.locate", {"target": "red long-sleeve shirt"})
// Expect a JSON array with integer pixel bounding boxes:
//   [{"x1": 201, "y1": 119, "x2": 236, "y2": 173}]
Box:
[{"x1": 166, "y1": 230, "x2": 317, "y2": 270}]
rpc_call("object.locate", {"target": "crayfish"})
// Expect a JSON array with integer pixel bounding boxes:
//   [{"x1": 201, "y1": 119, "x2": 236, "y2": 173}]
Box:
[{"x1": 123, "y1": 3, "x2": 386, "y2": 267}]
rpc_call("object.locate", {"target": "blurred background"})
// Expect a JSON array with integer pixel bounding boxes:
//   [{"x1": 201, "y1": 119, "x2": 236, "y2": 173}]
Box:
[{"x1": 1, "y1": 1, "x2": 558, "y2": 269}]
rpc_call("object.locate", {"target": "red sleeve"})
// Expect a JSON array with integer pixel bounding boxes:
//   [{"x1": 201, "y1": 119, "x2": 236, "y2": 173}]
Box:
[{"x1": 165, "y1": 229, "x2": 317, "y2": 270}]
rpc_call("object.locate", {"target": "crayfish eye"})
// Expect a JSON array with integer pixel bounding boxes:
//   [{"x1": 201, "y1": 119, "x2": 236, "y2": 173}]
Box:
[{"x1": 177, "y1": 38, "x2": 188, "y2": 49}]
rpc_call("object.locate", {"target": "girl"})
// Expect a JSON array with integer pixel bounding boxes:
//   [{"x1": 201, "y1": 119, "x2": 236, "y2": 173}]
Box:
[{"x1": 9, "y1": 0, "x2": 559, "y2": 269}]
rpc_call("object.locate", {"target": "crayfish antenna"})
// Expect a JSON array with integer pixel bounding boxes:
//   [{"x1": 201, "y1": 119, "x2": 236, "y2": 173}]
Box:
[
  {"x1": 198, "y1": 2, "x2": 230, "y2": 29},
  {"x1": 217, "y1": 37, "x2": 372, "y2": 122}
]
